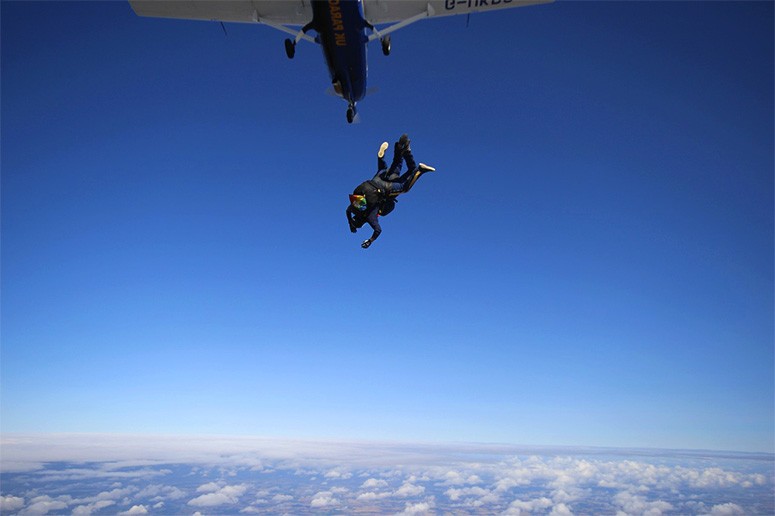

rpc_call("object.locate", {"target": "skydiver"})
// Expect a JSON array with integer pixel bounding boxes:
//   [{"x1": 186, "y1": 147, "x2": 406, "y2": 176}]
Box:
[{"x1": 346, "y1": 134, "x2": 436, "y2": 249}]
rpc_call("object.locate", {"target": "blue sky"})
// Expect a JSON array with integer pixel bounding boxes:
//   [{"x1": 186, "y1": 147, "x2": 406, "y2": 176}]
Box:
[{"x1": 1, "y1": 1, "x2": 773, "y2": 453}]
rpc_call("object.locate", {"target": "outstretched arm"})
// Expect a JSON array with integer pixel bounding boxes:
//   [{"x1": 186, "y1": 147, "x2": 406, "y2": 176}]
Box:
[{"x1": 362, "y1": 209, "x2": 382, "y2": 248}]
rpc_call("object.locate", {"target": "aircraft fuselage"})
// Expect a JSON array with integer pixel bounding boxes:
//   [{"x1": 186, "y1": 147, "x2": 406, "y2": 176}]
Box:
[{"x1": 312, "y1": 0, "x2": 368, "y2": 118}]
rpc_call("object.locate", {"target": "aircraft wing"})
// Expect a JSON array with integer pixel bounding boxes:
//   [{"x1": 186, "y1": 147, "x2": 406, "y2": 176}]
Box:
[
  {"x1": 362, "y1": 0, "x2": 552, "y2": 25},
  {"x1": 129, "y1": 1, "x2": 312, "y2": 25}
]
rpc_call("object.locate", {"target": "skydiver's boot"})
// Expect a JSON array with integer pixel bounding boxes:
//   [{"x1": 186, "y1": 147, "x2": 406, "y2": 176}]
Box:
[
  {"x1": 398, "y1": 133, "x2": 410, "y2": 154},
  {"x1": 377, "y1": 141, "x2": 391, "y2": 173},
  {"x1": 401, "y1": 162, "x2": 436, "y2": 194}
]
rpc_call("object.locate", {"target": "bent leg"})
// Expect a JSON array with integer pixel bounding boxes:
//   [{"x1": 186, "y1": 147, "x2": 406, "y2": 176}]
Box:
[
  {"x1": 386, "y1": 168, "x2": 423, "y2": 197},
  {"x1": 401, "y1": 170, "x2": 423, "y2": 194},
  {"x1": 398, "y1": 163, "x2": 436, "y2": 194},
  {"x1": 403, "y1": 147, "x2": 417, "y2": 173},
  {"x1": 383, "y1": 141, "x2": 405, "y2": 181},
  {"x1": 377, "y1": 141, "x2": 404, "y2": 181},
  {"x1": 370, "y1": 176, "x2": 404, "y2": 195},
  {"x1": 376, "y1": 141, "x2": 388, "y2": 172}
]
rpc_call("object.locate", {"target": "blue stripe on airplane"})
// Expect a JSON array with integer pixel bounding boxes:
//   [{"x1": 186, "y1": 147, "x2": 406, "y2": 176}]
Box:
[{"x1": 312, "y1": 0, "x2": 368, "y2": 121}]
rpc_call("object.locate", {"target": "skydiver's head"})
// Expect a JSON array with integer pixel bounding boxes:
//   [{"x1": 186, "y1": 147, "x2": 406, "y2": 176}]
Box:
[{"x1": 349, "y1": 194, "x2": 367, "y2": 211}]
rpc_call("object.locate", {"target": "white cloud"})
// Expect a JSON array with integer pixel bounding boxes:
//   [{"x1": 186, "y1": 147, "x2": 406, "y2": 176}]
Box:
[
  {"x1": 550, "y1": 502, "x2": 573, "y2": 515},
  {"x1": 395, "y1": 482, "x2": 425, "y2": 497},
  {"x1": 324, "y1": 468, "x2": 352, "y2": 479},
  {"x1": 271, "y1": 494, "x2": 293, "y2": 502},
  {"x1": 189, "y1": 493, "x2": 235, "y2": 507},
  {"x1": 438, "y1": 470, "x2": 481, "y2": 485},
  {"x1": 681, "y1": 467, "x2": 751, "y2": 489},
  {"x1": 72, "y1": 500, "x2": 115, "y2": 516},
  {"x1": 397, "y1": 500, "x2": 436, "y2": 515},
  {"x1": 709, "y1": 503, "x2": 745, "y2": 515},
  {"x1": 494, "y1": 476, "x2": 529, "y2": 492},
  {"x1": 362, "y1": 477, "x2": 388, "y2": 489},
  {"x1": 613, "y1": 491, "x2": 673, "y2": 515},
  {"x1": 445, "y1": 486, "x2": 491, "y2": 501},
  {"x1": 310, "y1": 491, "x2": 340, "y2": 507},
  {"x1": 0, "y1": 496, "x2": 25, "y2": 512},
  {"x1": 27, "y1": 467, "x2": 169, "y2": 482},
  {"x1": 71, "y1": 486, "x2": 136, "y2": 505},
  {"x1": 135, "y1": 484, "x2": 186, "y2": 500},
  {"x1": 187, "y1": 484, "x2": 248, "y2": 507},
  {"x1": 196, "y1": 481, "x2": 222, "y2": 493},
  {"x1": 119, "y1": 506, "x2": 148, "y2": 515},
  {"x1": 19, "y1": 496, "x2": 69, "y2": 516},
  {"x1": 504, "y1": 497, "x2": 553, "y2": 515},
  {"x1": 356, "y1": 491, "x2": 391, "y2": 501},
  {"x1": 551, "y1": 487, "x2": 586, "y2": 503},
  {"x1": 489, "y1": 454, "x2": 771, "y2": 498}
]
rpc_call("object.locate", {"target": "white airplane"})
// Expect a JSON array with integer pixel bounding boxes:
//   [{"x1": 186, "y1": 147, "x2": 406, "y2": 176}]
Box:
[{"x1": 130, "y1": 0, "x2": 551, "y2": 123}]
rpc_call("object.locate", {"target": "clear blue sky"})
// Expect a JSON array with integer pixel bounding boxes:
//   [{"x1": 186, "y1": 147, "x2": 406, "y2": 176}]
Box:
[{"x1": 2, "y1": 1, "x2": 773, "y2": 453}]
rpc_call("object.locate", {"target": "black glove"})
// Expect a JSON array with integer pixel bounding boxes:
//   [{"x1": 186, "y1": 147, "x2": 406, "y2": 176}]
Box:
[{"x1": 361, "y1": 239, "x2": 372, "y2": 249}]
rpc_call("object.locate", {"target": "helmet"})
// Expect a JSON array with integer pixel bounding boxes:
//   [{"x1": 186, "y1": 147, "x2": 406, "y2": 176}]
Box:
[{"x1": 349, "y1": 194, "x2": 367, "y2": 211}]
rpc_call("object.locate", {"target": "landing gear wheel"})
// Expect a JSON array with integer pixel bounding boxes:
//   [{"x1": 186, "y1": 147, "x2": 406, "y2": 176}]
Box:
[
  {"x1": 284, "y1": 39, "x2": 295, "y2": 59},
  {"x1": 381, "y1": 35, "x2": 391, "y2": 56},
  {"x1": 346, "y1": 107, "x2": 355, "y2": 124}
]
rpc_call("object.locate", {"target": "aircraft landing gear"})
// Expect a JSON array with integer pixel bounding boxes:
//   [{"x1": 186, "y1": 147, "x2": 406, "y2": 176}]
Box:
[
  {"x1": 381, "y1": 35, "x2": 391, "y2": 56},
  {"x1": 285, "y1": 22, "x2": 313, "y2": 60},
  {"x1": 346, "y1": 104, "x2": 356, "y2": 124},
  {"x1": 284, "y1": 38, "x2": 295, "y2": 59}
]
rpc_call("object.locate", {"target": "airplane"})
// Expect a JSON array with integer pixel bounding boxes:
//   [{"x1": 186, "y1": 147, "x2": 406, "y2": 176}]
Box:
[{"x1": 129, "y1": 0, "x2": 551, "y2": 123}]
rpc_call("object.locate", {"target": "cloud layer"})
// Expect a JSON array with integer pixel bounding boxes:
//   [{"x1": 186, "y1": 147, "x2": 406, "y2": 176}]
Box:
[{"x1": 0, "y1": 434, "x2": 772, "y2": 515}]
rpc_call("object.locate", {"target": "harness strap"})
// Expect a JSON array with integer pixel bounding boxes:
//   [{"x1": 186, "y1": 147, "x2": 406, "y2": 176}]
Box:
[
  {"x1": 366, "y1": 180, "x2": 384, "y2": 195},
  {"x1": 366, "y1": 180, "x2": 389, "y2": 204}
]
